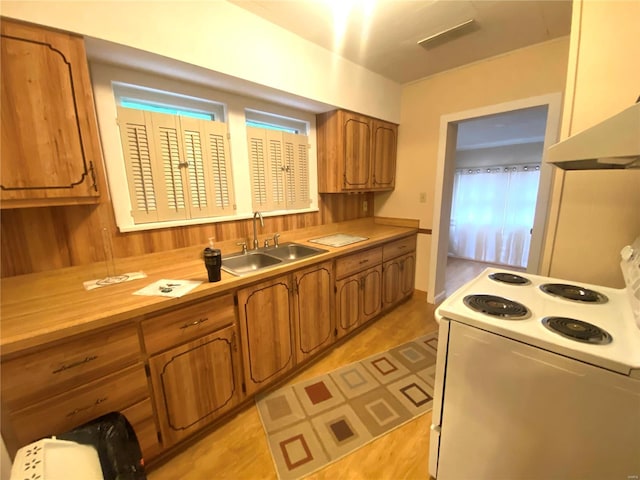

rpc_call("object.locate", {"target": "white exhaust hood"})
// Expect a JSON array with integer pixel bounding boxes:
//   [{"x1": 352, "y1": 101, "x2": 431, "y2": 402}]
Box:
[{"x1": 547, "y1": 102, "x2": 640, "y2": 170}]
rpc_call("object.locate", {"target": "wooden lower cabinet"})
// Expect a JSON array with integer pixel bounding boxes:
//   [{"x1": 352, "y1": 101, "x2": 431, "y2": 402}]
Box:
[
  {"x1": 382, "y1": 252, "x2": 416, "y2": 309},
  {"x1": 336, "y1": 265, "x2": 382, "y2": 339},
  {"x1": 121, "y1": 398, "x2": 163, "y2": 462},
  {"x1": 3, "y1": 364, "x2": 150, "y2": 457},
  {"x1": 293, "y1": 261, "x2": 335, "y2": 364},
  {"x1": 148, "y1": 325, "x2": 241, "y2": 447},
  {"x1": 238, "y1": 276, "x2": 294, "y2": 397}
]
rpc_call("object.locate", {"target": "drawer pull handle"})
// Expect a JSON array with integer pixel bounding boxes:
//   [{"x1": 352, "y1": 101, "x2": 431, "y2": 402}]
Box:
[
  {"x1": 398, "y1": 245, "x2": 407, "y2": 249},
  {"x1": 180, "y1": 318, "x2": 208, "y2": 329},
  {"x1": 359, "y1": 259, "x2": 369, "y2": 265},
  {"x1": 52, "y1": 355, "x2": 98, "y2": 374},
  {"x1": 66, "y1": 397, "x2": 107, "y2": 418}
]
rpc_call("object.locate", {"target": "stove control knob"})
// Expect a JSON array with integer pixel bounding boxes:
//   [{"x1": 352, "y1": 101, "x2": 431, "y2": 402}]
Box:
[{"x1": 620, "y1": 245, "x2": 635, "y2": 261}]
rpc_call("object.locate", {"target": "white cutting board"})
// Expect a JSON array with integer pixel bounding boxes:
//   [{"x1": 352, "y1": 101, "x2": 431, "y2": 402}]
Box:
[{"x1": 309, "y1": 233, "x2": 368, "y2": 247}]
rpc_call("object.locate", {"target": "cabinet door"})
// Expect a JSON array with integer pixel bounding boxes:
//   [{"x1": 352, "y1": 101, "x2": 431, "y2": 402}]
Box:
[
  {"x1": 342, "y1": 113, "x2": 371, "y2": 189},
  {"x1": 372, "y1": 120, "x2": 397, "y2": 190},
  {"x1": 148, "y1": 326, "x2": 240, "y2": 447},
  {"x1": 238, "y1": 277, "x2": 294, "y2": 396},
  {"x1": 399, "y1": 253, "x2": 416, "y2": 299},
  {"x1": 382, "y1": 258, "x2": 402, "y2": 310},
  {"x1": 361, "y1": 265, "x2": 382, "y2": 324},
  {"x1": 0, "y1": 20, "x2": 103, "y2": 207},
  {"x1": 336, "y1": 276, "x2": 361, "y2": 339},
  {"x1": 294, "y1": 262, "x2": 335, "y2": 363}
]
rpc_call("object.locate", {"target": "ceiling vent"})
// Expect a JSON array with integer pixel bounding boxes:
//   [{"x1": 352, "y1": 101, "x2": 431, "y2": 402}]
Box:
[{"x1": 417, "y1": 19, "x2": 477, "y2": 49}]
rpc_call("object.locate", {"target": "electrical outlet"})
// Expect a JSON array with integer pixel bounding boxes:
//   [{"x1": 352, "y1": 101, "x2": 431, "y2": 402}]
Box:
[
  {"x1": 419, "y1": 192, "x2": 427, "y2": 203},
  {"x1": 363, "y1": 200, "x2": 368, "y2": 212}
]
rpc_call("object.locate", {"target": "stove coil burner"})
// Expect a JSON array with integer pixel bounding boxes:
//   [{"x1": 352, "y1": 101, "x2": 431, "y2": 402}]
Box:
[
  {"x1": 539, "y1": 283, "x2": 608, "y2": 304},
  {"x1": 488, "y1": 272, "x2": 531, "y2": 285},
  {"x1": 542, "y1": 317, "x2": 612, "y2": 345},
  {"x1": 463, "y1": 294, "x2": 530, "y2": 319}
]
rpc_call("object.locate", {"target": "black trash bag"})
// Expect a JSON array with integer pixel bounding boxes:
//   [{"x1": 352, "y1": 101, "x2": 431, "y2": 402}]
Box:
[{"x1": 57, "y1": 411, "x2": 147, "y2": 480}]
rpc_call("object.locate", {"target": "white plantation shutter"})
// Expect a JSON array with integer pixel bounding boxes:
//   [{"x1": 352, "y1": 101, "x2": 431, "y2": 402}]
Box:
[
  {"x1": 203, "y1": 121, "x2": 235, "y2": 213},
  {"x1": 152, "y1": 112, "x2": 189, "y2": 220},
  {"x1": 117, "y1": 108, "x2": 159, "y2": 223},
  {"x1": 117, "y1": 107, "x2": 235, "y2": 224},
  {"x1": 247, "y1": 127, "x2": 273, "y2": 211},
  {"x1": 246, "y1": 127, "x2": 310, "y2": 212},
  {"x1": 283, "y1": 132, "x2": 311, "y2": 209},
  {"x1": 268, "y1": 131, "x2": 286, "y2": 210}
]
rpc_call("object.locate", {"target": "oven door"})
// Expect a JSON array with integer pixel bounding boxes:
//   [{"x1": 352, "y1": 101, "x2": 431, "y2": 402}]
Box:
[
  {"x1": 436, "y1": 321, "x2": 640, "y2": 479},
  {"x1": 428, "y1": 318, "x2": 450, "y2": 479}
]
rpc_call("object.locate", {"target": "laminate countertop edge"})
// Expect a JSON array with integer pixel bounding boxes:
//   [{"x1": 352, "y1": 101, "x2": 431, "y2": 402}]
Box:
[{"x1": 0, "y1": 218, "x2": 418, "y2": 357}]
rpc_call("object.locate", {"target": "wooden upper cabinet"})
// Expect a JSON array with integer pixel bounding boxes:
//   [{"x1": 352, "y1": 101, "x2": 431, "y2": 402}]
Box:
[
  {"x1": 372, "y1": 119, "x2": 398, "y2": 189},
  {"x1": 0, "y1": 19, "x2": 105, "y2": 208},
  {"x1": 343, "y1": 114, "x2": 371, "y2": 189},
  {"x1": 317, "y1": 109, "x2": 398, "y2": 193}
]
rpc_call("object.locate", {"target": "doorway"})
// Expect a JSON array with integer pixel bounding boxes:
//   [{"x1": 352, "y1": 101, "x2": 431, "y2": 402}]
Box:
[{"x1": 427, "y1": 93, "x2": 563, "y2": 304}]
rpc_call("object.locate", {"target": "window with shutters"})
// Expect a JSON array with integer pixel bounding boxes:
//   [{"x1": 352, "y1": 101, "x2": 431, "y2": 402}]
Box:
[
  {"x1": 117, "y1": 106, "x2": 235, "y2": 224},
  {"x1": 246, "y1": 111, "x2": 311, "y2": 212},
  {"x1": 90, "y1": 63, "x2": 319, "y2": 232}
]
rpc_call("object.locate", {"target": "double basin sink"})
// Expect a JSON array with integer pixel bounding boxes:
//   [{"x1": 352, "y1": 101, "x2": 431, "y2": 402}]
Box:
[{"x1": 221, "y1": 242, "x2": 327, "y2": 276}]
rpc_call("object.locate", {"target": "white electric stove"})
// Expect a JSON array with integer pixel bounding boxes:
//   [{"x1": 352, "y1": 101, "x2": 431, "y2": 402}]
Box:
[{"x1": 429, "y1": 237, "x2": 640, "y2": 480}]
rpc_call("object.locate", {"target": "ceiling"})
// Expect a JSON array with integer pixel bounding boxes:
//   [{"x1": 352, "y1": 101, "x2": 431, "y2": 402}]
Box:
[
  {"x1": 456, "y1": 105, "x2": 549, "y2": 151},
  {"x1": 230, "y1": 0, "x2": 572, "y2": 84}
]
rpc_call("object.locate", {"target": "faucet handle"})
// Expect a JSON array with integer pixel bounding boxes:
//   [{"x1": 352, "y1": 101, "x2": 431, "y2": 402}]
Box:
[
  {"x1": 236, "y1": 241, "x2": 247, "y2": 254},
  {"x1": 264, "y1": 238, "x2": 270, "y2": 248},
  {"x1": 273, "y1": 233, "x2": 281, "y2": 247}
]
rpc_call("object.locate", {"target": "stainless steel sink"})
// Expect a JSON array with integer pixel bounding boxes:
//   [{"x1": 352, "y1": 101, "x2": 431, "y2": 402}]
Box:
[
  {"x1": 222, "y1": 252, "x2": 282, "y2": 275},
  {"x1": 221, "y1": 242, "x2": 327, "y2": 276},
  {"x1": 265, "y1": 242, "x2": 327, "y2": 261}
]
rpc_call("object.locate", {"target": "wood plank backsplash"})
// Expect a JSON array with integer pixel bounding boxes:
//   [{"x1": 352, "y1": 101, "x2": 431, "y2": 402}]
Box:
[{"x1": 1, "y1": 193, "x2": 373, "y2": 277}]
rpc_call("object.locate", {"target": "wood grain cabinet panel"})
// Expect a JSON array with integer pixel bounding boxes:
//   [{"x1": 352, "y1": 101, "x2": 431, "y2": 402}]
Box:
[
  {"x1": 372, "y1": 120, "x2": 398, "y2": 189},
  {"x1": 1, "y1": 324, "x2": 139, "y2": 409},
  {"x1": 335, "y1": 247, "x2": 382, "y2": 279},
  {"x1": 141, "y1": 294, "x2": 236, "y2": 355},
  {"x1": 293, "y1": 261, "x2": 335, "y2": 364},
  {"x1": 5, "y1": 364, "x2": 148, "y2": 455},
  {"x1": 0, "y1": 18, "x2": 105, "y2": 207},
  {"x1": 121, "y1": 398, "x2": 163, "y2": 462},
  {"x1": 148, "y1": 326, "x2": 241, "y2": 447},
  {"x1": 382, "y1": 234, "x2": 417, "y2": 310},
  {"x1": 382, "y1": 235, "x2": 417, "y2": 262},
  {"x1": 238, "y1": 276, "x2": 294, "y2": 397},
  {"x1": 336, "y1": 265, "x2": 382, "y2": 339},
  {"x1": 317, "y1": 109, "x2": 398, "y2": 193}
]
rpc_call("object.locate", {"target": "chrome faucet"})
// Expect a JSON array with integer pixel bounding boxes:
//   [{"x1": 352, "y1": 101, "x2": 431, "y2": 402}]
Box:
[{"x1": 252, "y1": 211, "x2": 264, "y2": 250}]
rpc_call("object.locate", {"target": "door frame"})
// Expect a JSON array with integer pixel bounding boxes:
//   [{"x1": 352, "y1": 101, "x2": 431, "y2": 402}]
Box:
[{"x1": 427, "y1": 93, "x2": 563, "y2": 304}]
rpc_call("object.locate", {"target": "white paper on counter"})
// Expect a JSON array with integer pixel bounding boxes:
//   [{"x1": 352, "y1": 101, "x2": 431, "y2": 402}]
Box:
[
  {"x1": 83, "y1": 271, "x2": 147, "y2": 291},
  {"x1": 133, "y1": 279, "x2": 202, "y2": 298}
]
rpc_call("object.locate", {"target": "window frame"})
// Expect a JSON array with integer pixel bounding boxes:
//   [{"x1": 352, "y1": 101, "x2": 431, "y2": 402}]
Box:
[{"x1": 90, "y1": 62, "x2": 319, "y2": 233}]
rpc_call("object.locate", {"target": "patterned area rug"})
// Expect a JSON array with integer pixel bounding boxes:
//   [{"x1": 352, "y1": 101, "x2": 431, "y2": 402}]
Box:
[{"x1": 256, "y1": 331, "x2": 439, "y2": 479}]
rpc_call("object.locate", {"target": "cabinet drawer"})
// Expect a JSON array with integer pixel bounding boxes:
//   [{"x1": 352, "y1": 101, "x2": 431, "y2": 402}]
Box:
[
  {"x1": 335, "y1": 247, "x2": 382, "y2": 279},
  {"x1": 383, "y1": 235, "x2": 417, "y2": 261},
  {"x1": 142, "y1": 294, "x2": 236, "y2": 355},
  {"x1": 8, "y1": 364, "x2": 148, "y2": 450},
  {"x1": 1, "y1": 324, "x2": 139, "y2": 408},
  {"x1": 121, "y1": 398, "x2": 163, "y2": 462}
]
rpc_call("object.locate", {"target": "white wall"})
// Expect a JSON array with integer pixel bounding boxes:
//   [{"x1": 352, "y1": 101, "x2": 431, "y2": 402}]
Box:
[
  {"x1": 0, "y1": 0, "x2": 401, "y2": 122},
  {"x1": 376, "y1": 38, "x2": 570, "y2": 293}
]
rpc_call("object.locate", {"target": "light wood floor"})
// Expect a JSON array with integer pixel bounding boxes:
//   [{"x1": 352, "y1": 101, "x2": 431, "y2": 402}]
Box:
[
  {"x1": 148, "y1": 292, "x2": 438, "y2": 480},
  {"x1": 445, "y1": 256, "x2": 525, "y2": 297}
]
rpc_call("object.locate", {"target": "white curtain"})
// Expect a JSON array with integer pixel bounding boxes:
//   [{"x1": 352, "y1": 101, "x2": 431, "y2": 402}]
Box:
[{"x1": 449, "y1": 164, "x2": 540, "y2": 268}]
